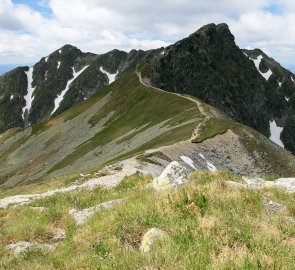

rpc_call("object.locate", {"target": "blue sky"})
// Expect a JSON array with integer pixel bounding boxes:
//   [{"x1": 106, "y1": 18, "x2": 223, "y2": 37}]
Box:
[
  {"x1": 12, "y1": 0, "x2": 52, "y2": 16},
  {"x1": 263, "y1": 3, "x2": 283, "y2": 15},
  {"x1": 0, "y1": 0, "x2": 294, "y2": 75}
]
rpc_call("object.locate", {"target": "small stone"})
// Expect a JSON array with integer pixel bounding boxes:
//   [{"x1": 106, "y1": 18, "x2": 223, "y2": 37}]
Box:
[
  {"x1": 139, "y1": 228, "x2": 167, "y2": 253},
  {"x1": 69, "y1": 199, "x2": 123, "y2": 225},
  {"x1": 51, "y1": 228, "x2": 66, "y2": 242},
  {"x1": 7, "y1": 241, "x2": 56, "y2": 256},
  {"x1": 261, "y1": 196, "x2": 285, "y2": 213},
  {"x1": 243, "y1": 177, "x2": 266, "y2": 189}
]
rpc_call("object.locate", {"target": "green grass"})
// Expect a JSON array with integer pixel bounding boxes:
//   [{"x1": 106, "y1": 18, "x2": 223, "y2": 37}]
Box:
[
  {"x1": 0, "y1": 171, "x2": 294, "y2": 269},
  {"x1": 0, "y1": 127, "x2": 23, "y2": 144},
  {"x1": 192, "y1": 117, "x2": 237, "y2": 143},
  {"x1": 136, "y1": 151, "x2": 172, "y2": 166}
]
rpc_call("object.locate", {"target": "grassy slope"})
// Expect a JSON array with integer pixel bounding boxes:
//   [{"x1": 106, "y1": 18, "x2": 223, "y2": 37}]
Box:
[
  {"x1": 0, "y1": 171, "x2": 294, "y2": 269},
  {"x1": 0, "y1": 72, "x2": 202, "y2": 188},
  {"x1": 49, "y1": 73, "x2": 202, "y2": 173}
]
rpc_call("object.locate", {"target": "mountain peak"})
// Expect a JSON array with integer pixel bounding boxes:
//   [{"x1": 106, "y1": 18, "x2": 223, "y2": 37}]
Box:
[{"x1": 187, "y1": 22, "x2": 234, "y2": 44}]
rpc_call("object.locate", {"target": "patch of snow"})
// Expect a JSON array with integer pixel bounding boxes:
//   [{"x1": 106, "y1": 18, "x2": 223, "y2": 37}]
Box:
[
  {"x1": 22, "y1": 67, "x2": 36, "y2": 120},
  {"x1": 10, "y1": 95, "x2": 14, "y2": 100},
  {"x1": 269, "y1": 120, "x2": 284, "y2": 148},
  {"x1": 198, "y1": 153, "x2": 217, "y2": 172},
  {"x1": 45, "y1": 70, "x2": 48, "y2": 81},
  {"x1": 243, "y1": 52, "x2": 248, "y2": 57},
  {"x1": 51, "y1": 65, "x2": 89, "y2": 115},
  {"x1": 59, "y1": 49, "x2": 62, "y2": 54},
  {"x1": 198, "y1": 153, "x2": 205, "y2": 159},
  {"x1": 180, "y1": 155, "x2": 197, "y2": 170},
  {"x1": 45, "y1": 56, "x2": 48, "y2": 62},
  {"x1": 250, "y1": 55, "x2": 272, "y2": 80},
  {"x1": 291, "y1": 76, "x2": 295, "y2": 83},
  {"x1": 285, "y1": 97, "x2": 289, "y2": 102},
  {"x1": 57, "y1": 61, "x2": 61, "y2": 69},
  {"x1": 278, "y1": 81, "x2": 282, "y2": 87},
  {"x1": 99, "y1": 66, "x2": 118, "y2": 85},
  {"x1": 161, "y1": 51, "x2": 165, "y2": 55}
]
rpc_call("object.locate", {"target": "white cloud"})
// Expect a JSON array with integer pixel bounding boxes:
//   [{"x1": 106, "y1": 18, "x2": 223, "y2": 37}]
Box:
[{"x1": 0, "y1": 0, "x2": 294, "y2": 71}]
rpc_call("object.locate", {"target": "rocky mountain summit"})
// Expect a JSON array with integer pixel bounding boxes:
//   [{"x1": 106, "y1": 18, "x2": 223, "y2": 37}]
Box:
[{"x1": 142, "y1": 23, "x2": 295, "y2": 154}]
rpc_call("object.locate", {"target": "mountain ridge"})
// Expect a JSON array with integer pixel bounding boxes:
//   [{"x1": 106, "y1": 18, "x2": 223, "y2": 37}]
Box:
[{"x1": 2, "y1": 23, "x2": 295, "y2": 154}]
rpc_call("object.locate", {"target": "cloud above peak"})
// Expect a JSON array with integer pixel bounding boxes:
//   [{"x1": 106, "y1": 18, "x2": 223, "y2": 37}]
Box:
[{"x1": 0, "y1": 0, "x2": 294, "y2": 71}]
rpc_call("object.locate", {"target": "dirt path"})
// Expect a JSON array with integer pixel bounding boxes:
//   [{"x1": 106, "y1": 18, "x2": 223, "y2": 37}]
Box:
[
  {"x1": 0, "y1": 157, "x2": 141, "y2": 209},
  {"x1": 136, "y1": 71, "x2": 204, "y2": 111},
  {"x1": 136, "y1": 71, "x2": 209, "y2": 139}
]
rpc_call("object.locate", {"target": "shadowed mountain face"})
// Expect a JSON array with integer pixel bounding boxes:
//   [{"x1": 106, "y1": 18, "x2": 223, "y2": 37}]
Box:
[
  {"x1": 141, "y1": 24, "x2": 295, "y2": 154},
  {"x1": 0, "y1": 23, "x2": 295, "y2": 155}
]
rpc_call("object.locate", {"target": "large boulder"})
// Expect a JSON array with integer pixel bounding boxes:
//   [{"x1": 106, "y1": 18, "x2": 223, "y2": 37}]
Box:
[{"x1": 152, "y1": 161, "x2": 189, "y2": 190}]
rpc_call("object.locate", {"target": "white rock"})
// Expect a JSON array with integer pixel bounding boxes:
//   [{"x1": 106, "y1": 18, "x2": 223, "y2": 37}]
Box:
[
  {"x1": 227, "y1": 177, "x2": 295, "y2": 193},
  {"x1": 139, "y1": 228, "x2": 167, "y2": 253},
  {"x1": 7, "y1": 241, "x2": 56, "y2": 255},
  {"x1": 69, "y1": 199, "x2": 123, "y2": 225},
  {"x1": 268, "y1": 178, "x2": 295, "y2": 192},
  {"x1": 152, "y1": 161, "x2": 188, "y2": 190},
  {"x1": 243, "y1": 177, "x2": 266, "y2": 189}
]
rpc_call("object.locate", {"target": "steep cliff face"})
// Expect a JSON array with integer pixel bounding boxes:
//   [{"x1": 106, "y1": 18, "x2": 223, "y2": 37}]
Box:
[{"x1": 145, "y1": 24, "x2": 272, "y2": 137}]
